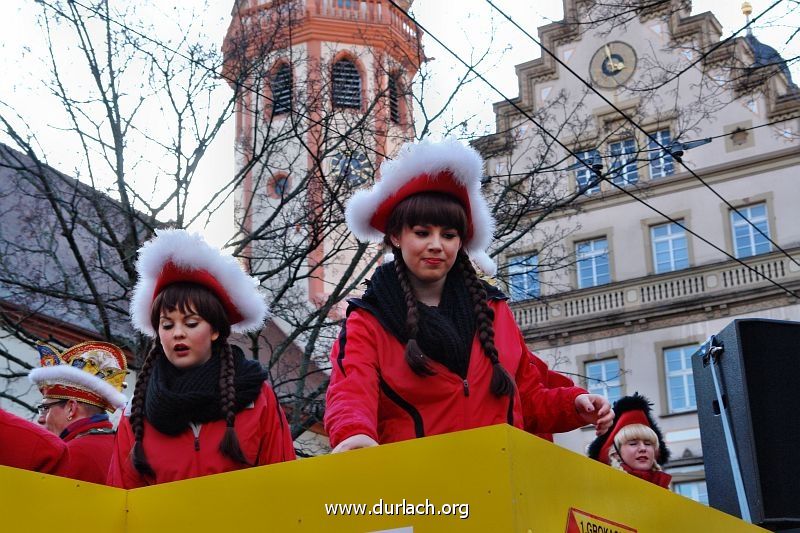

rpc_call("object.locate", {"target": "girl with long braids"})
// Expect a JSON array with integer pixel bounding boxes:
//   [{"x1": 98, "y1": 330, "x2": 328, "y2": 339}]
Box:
[
  {"x1": 325, "y1": 139, "x2": 614, "y2": 452},
  {"x1": 108, "y1": 230, "x2": 295, "y2": 487}
]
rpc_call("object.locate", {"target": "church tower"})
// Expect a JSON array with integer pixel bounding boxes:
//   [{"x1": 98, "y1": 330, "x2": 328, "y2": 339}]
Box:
[{"x1": 221, "y1": 0, "x2": 423, "y2": 328}]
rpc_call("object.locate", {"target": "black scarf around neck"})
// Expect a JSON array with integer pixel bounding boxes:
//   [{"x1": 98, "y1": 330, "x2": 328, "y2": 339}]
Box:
[
  {"x1": 145, "y1": 345, "x2": 268, "y2": 436},
  {"x1": 359, "y1": 262, "x2": 476, "y2": 378}
]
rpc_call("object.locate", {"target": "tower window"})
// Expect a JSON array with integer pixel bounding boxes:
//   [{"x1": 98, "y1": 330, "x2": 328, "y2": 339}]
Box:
[
  {"x1": 271, "y1": 64, "x2": 292, "y2": 115},
  {"x1": 332, "y1": 60, "x2": 361, "y2": 109},
  {"x1": 388, "y1": 75, "x2": 400, "y2": 124}
]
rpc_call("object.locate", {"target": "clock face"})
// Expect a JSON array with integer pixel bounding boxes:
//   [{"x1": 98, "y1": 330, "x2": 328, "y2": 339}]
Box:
[
  {"x1": 589, "y1": 41, "x2": 637, "y2": 89},
  {"x1": 331, "y1": 150, "x2": 373, "y2": 187}
]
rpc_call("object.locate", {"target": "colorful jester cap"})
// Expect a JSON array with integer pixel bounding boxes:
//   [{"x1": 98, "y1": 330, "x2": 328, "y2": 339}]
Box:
[{"x1": 29, "y1": 341, "x2": 128, "y2": 412}]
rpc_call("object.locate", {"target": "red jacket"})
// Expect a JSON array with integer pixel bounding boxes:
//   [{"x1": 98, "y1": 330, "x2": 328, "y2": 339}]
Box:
[
  {"x1": 0, "y1": 409, "x2": 114, "y2": 484},
  {"x1": 325, "y1": 299, "x2": 588, "y2": 448},
  {"x1": 531, "y1": 355, "x2": 581, "y2": 442},
  {"x1": 108, "y1": 383, "x2": 295, "y2": 488}
]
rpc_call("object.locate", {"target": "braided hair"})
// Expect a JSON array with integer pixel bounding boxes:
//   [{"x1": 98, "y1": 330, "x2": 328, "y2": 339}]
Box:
[
  {"x1": 393, "y1": 253, "x2": 436, "y2": 376},
  {"x1": 456, "y1": 251, "x2": 514, "y2": 397},
  {"x1": 130, "y1": 343, "x2": 157, "y2": 477},
  {"x1": 130, "y1": 282, "x2": 248, "y2": 476},
  {"x1": 385, "y1": 192, "x2": 514, "y2": 397}
]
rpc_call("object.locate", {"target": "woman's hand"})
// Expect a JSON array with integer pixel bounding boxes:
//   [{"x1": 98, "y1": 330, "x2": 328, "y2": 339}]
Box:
[
  {"x1": 574, "y1": 394, "x2": 615, "y2": 435},
  {"x1": 331, "y1": 434, "x2": 379, "y2": 453}
]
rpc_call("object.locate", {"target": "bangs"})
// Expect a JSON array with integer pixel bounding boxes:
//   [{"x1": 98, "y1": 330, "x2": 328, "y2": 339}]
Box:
[
  {"x1": 149, "y1": 282, "x2": 230, "y2": 338},
  {"x1": 386, "y1": 192, "x2": 468, "y2": 238},
  {"x1": 614, "y1": 424, "x2": 658, "y2": 446}
]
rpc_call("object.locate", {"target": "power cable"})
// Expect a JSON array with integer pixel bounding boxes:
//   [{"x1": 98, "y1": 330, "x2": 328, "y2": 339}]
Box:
[
  {"x1": 40, "y1": 0, "x2": 800, "y2": 298},
  {"x1": 389, "y1": 0, "x2": 799, "y2": 299},
  {"x1": 42, "y1": 0, "x2": 395, "y2": 164},
  {"x1": 484, "y1": 0, "x2": 800, "y2": 270}
]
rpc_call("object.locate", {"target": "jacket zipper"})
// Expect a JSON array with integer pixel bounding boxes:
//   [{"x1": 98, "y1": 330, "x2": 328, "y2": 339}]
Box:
[
  {"x1": 462, "y1": 378, "x2": 470, "y2": 397},
  {"x1": 190, "y1": 422, "x2": 202, "y2": 451}
]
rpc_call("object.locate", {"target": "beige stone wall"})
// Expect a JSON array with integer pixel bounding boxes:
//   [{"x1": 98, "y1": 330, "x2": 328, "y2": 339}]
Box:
[{"x1": 478, "y1": 0, "x2": 800, "y2": 489}]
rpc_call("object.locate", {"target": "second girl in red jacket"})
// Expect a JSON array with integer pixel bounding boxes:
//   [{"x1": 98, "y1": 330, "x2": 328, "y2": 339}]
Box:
[{"x1": 325, "y1": 139, "x2": 614, "y2": 452}]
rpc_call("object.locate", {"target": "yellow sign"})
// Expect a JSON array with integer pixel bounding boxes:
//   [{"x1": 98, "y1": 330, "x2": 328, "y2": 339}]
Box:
[{"x1": 565, "y1": 507, "x2": 637, "y2": 533}]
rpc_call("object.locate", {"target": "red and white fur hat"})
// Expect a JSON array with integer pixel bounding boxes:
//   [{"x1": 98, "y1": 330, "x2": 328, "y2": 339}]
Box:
[
  {"x1": 130, "y1": 229, "x2": 269, "y2": 337},
  {"x1": 345, "y1": 138, "x2": 497, "y2": 275}
]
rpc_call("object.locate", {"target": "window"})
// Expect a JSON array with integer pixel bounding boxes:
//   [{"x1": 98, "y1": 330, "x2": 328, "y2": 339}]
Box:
[
  {"x1": 332, "y1": 59, "x2": 361, "y2": 109},
  {"x1": 664, "y1": 345, "x2": 698, "y2": 413},
  {"x1": 508, "y1": 254, "x2": 540, "y2": 301},
  {"x1": 585, "y1": 358, "x2": 622, "y2": 404},
  {"x1": 674, "y1": 480, "x2": 709, "y2": 505},
  {"x1": 388, "y1": 74, "x2": 400, "y2": 124},
  {"x1": 731, "y1": 203, "x2": 771, "y2": 258},
  {"x1": 649, "y1": 129, "x2": 674, "y2": 178},
  {"x1": 576, "y1": 238, "x2": 610, "y2": 289},
  {"x1": 608, "y1": 138, "x2": 638, "y2": 185},
  {"x1": 651, "y1": 221, "x2": 689, "y2": 274},
  {"x1": 271, "y1": 64, "x2": 292, "y2": 115},
  {"x1": 267, "y1": 174, "x2": 290, "y2": 199},
  {"x1": 574, "y1": 149, "x2": 601, "y2": 195}
]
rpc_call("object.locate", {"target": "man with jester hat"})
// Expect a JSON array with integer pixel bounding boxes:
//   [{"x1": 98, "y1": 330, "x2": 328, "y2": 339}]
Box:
[{"x1": 0, "y1": 341, "x2": 128, "y2": 484}]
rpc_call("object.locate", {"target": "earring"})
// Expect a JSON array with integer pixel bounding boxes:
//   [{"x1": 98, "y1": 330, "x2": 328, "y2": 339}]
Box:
[{"x1": 67, "y1": 416, "x2": 73, "y2": 421}]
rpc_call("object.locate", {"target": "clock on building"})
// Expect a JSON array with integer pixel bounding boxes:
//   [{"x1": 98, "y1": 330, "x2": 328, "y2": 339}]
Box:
[
  {"x1": 330, "y1": 150, "x2": 373, "y2": 187},
  {"x1": 589, "y1": 41, "x2": 637, "y2": 89}
]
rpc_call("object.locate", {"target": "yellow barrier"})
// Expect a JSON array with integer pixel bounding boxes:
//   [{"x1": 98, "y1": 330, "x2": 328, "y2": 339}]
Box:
[{"x1": 0, "y1": 425, "x2": 766, "y2": 532}]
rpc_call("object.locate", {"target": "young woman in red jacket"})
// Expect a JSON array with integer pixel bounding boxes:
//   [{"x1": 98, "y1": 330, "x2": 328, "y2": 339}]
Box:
[
  {"x1": 108, "y1": 230, "x2": 295, "y2": 488},
  {"x1": 325, "y1": 139, "x2": 615, "y2": 452}
]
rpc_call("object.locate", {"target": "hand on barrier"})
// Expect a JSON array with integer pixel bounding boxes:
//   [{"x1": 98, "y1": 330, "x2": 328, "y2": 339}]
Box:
[
  {"x1": 332, "y1": 433, "x2": 379, "y2": 453},
  {"x1": 574, "y1": 394, "x2": 614, "y2": 435}
]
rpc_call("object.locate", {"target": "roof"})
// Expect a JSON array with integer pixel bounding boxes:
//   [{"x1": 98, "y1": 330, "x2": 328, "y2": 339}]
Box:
[
  {"x1": 0, "y1": 143, "x2": 157, "y2": 347},
  {"x1": 745, "y1": 34, "x2": 796, "y2": 87}
]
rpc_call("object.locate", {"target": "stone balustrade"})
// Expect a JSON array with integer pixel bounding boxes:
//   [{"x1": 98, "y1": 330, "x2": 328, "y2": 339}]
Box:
[{"x1": 512, "y1": 249, "x2": 800, "y2": 330}]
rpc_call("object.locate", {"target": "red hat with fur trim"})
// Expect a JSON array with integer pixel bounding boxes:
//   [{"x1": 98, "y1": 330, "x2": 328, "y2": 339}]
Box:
[
  {"x1": 345, "y1": 138, "x2": 497, "y2": 275},
  {"x1": 29, "y1": 341, "x2": 128, "y2": 412},
  {"x1": 130, "y1": 229, "x2": 269, "y2": 337},
  {"x1": 588, "y1": 393, "x2": 671, "y2": 466}
]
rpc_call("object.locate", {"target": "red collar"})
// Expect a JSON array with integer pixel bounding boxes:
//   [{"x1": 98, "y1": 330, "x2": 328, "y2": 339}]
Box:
[
  {"x1": 620, "y1": 463, "x2": 672, "y2": 488},
  {"x1": 60, "y1": 415, "x2": 113, "y2": 442}
]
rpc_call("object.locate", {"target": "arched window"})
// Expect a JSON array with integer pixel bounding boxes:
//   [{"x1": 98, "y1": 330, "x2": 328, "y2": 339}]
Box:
[
  {"x1": 271, "y1": 64, "x2": 292, "y2": 115},
  {"x1": 388, "y1": 74, "x2": 401, "y2": 124},
  {"x1": 332, "y1": 59, "x2": 361, "y2": 109}
]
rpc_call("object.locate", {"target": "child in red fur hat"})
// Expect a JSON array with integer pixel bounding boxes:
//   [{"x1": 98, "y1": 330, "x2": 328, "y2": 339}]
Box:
[{"x1": 588, "y1": 393, "x2": 672, "y2": 488}]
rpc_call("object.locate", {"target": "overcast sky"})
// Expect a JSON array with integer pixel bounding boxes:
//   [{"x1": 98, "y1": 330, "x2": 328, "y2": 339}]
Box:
[{"x1": 0, "y1": 0, "x2": 796, "y2": 247}]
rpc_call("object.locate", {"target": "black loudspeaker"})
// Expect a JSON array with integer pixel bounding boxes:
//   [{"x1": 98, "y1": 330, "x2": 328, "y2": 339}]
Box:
[{"x1": 692, "y1": 318, "x2": 800, "y2": 531}]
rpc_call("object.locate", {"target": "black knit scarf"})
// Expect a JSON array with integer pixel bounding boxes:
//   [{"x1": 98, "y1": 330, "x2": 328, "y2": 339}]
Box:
[
  {"x1": 145, "y1": 345, "x2": 268, "y2": 436},
  {"x1": 359, "y1": 261, "x2": 476, "y2": 378}
]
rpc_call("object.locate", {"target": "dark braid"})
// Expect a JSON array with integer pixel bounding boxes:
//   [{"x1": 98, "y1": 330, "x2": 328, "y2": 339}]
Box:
[
  {"x1": 130, "y1": 342, "x2": 158, "y2": 477},
  {"x1": 394, "y1": 250, "x2": 436, "y2": 376},
  {"x1": 458, "y1": 252, "x2": 515, "y2": 397},
  {"x1": 217, "y1": 341, "x2": 250, "y2": 465}
]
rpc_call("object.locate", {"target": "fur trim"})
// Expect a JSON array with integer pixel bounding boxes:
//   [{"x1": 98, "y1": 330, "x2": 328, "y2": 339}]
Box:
[
  {"x1": 470, "y1": 250, "x2": 497, "y2": 277},
  {"x1": 587, "y1": 393, "x2": 671, "y2": 466},
  {"x1": 29, "y1": 366, "x2": 127, "y2": 409},
  {"x1": 130, "y1": 229, "x2": 269, "y2": 336},
  {"x1": 345, "y1": 138, "x2": 496, "y2": 272}
]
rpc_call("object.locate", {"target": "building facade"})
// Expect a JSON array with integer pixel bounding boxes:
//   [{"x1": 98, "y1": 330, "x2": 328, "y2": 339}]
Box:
[{"x1": 477, "y1": 0, "x2": 799, "y2": 502}]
